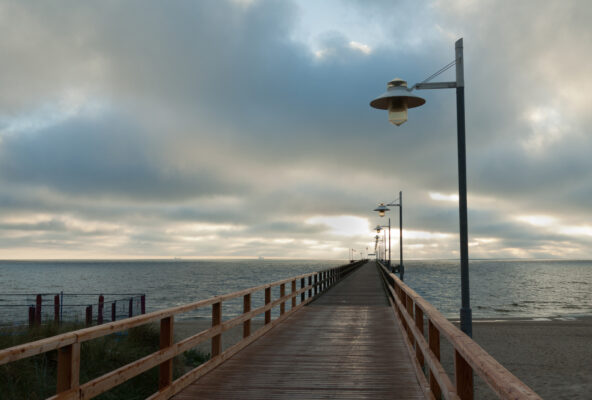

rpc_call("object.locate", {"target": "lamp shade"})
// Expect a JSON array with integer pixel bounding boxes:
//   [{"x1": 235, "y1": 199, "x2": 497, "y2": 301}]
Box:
[
  {"x1": 373, "y1": 203, "x2": 390, "y2": 217},
  {"x1": 370, "y1": 79, "x2": 425, "y2": 125},
  {"x1": 375, "y1": 225, "x2": 382, "y2": 233}
]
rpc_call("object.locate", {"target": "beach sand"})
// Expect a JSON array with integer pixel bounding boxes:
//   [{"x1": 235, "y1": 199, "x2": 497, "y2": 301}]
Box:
[
  {"x1": 440, "y1": 317, "x2": 592, "y2": 399},
  {"x1": 174, "y1": 317, "x2": 592, "y2": 399}
]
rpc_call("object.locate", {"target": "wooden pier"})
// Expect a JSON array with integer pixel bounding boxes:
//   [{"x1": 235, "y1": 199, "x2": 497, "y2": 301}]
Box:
[
  {"x1": 174, "y1": 261, "x2": 423, "y2": 399},
  {"x1": 0, "y1": 260, "x2": 542, "y2": 400}
]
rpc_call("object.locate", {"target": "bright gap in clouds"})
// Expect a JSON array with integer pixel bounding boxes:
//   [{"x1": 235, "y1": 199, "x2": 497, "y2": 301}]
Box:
[
  {"x1": 429, "y1": 192, "x2": 459, "y2": 202},
  {"x1": 517, "y1": 215, "x2": 556, "y2": 227},
  {"x1": 306, "y1": 215, "x2": 369, "y2": 237}
]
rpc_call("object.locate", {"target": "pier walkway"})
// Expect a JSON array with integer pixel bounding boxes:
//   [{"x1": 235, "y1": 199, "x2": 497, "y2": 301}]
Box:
[{"x1": 174, "y1": 261, "x2": 423, "y2": 399}]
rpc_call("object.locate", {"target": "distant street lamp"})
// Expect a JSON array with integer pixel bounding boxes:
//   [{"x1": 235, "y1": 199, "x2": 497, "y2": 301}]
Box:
[
  {"x1": 374, "y1": 191, "x2": 404, "y2": 280},
  {"x1": 369, "y1": 38, "x2": 472, "y2": 337},
  {"x1": 374, "y1": 225, "x2": 387, "y2": 264}
]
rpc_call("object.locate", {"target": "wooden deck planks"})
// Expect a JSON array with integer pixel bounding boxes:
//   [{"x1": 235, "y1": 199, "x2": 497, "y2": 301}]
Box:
[{"x1": 173, "y1": 262, "x2": 425, "y2": 399}]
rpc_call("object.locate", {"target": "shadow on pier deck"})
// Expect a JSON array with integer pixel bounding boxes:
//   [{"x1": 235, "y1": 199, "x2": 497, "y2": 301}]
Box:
[{"x1": 174, "y1": 261, "x2": 423, "y2": 399}]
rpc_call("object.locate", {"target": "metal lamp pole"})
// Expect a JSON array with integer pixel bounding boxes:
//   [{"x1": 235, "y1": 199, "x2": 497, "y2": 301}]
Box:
[
  {"x1": 369, "y1": 38, "x2": 472, "y2": 337},
  {"x1": 375, "y1": 191, "x2": 404, "y2": 281}
]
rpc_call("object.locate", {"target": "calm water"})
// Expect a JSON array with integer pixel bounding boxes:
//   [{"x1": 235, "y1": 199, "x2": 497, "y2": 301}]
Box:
[{"x1": 0, "y1": 259, "x2": 591, "y2": 324}]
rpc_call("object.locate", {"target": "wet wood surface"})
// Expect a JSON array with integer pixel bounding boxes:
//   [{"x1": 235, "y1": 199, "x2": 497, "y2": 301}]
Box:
[{"x1": 173, "y1": 262, "x2": 424, "y2": 399}]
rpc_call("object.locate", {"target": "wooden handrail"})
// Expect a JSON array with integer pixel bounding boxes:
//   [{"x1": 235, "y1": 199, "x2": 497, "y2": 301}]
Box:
[
  {"x1": 377, "y1": 262, "x2": 542, "y2": 400},
  {"x1": 1, "y1": 260, "x2": 366, "y2": 400}
]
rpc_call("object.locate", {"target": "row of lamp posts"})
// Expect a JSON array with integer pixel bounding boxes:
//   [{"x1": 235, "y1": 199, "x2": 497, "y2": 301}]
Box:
[{"x1": 368, "y1": 38, "x2": 472, "y2": 337}]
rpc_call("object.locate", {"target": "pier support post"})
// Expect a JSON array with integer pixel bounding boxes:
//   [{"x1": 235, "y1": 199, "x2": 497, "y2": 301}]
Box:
[
  {"x1": 57, "y1": 342, "x2": 80, "y2": 394},
  {"x1": 301, "y1": 278, "x2": 305, "y2": 303},
  {"x1": 159, "y1": 316, "x2": 174, "y2": 389},
  {"x1": 414, "y1": 304, "x2": 424, "y2": 368},
  {"x1": 212, "y1": 303, "x2": 222, "y2": 357},
  {"x1": 265, "y1": 288, "x2": 271, "y2": 324},
  {"x1": 243, "y1": 294, "x2": 251, "y2": 338},
  {"x1": 280, "y1": 284, "x2": 286, "y2": 315},
  {"x1": 429, "y1": 320, "x2": 442, "y2": 398},
  {"x1": 455, "y1": 350, "x2": 474, "y2": 400}
]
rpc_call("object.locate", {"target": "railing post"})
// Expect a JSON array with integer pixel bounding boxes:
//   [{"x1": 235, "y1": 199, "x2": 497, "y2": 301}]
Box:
[
  {"x1": 308, "y1": 276, "x2": 312, "y2": 298},
  {"x1": 57, "y1": 342, "x2": 80, "y2": 394},
  {"x1": 159, "y1": 316, "x2": 174, "y2": 389},
  {"x1": 54, "y1": 294, "x2": 60, "y2": 324},
  {"x1": 85, "y1": 305, "x2": 92, "y2": 326},
  {"x1": 414, "y1": 304, "x2": 425, "y2": 368},
  {"x1": 98, "y1": 295, "x2": 104, "y2": 325},
  {"x1": 406, "y1": 294, "x2": 414, "y2": 343},
  {"x1": 455, "y1": 350, "x2": 474, "y2": 400},
  {"x1": 265, "y1": 287, "x2": 271, "y2": 324},
  {"x1": 112, "y1": 301, "x2": 116, "y2": 322},
  {"x1": 280, "y1": 283, "x2": 286, "y2": 315},
  {"x1": 212, "y1": 302, "x2": 222, "y2": 357},
  {"x1": 35, "y1": 294, "x2": 42, "y2": 326},
  {"x1": 300, "y1": 278, "x2": 305, "y2": 303},
  {"x1": 141, "y1": 294, "x2": 146, "y2": 314},
  {"x1": 428, "y1": 320, "x2": 442, "y2": 399},
  {"x1": 291, "y1": 280, "x2": 297, "y2": 309},
  {"x1": 129, "y1": 297, "x2": 133, "y2": 318},
  {"x1": 243, "y1": 294, "x2": 251, "y2": 338},
  {"x1": 314, "y1": 274, "x2": 318, "y2": 296}
]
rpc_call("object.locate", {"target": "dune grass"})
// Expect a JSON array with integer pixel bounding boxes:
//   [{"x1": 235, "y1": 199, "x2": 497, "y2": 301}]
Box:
[{"x1": 0, "y1": 322, "x2": 210, "y2": 400}]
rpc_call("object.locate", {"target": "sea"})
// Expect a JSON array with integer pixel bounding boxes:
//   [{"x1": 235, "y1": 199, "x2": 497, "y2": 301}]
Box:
[{"x1": 0, "y1": 259, "x2": 591, "y2": 325}]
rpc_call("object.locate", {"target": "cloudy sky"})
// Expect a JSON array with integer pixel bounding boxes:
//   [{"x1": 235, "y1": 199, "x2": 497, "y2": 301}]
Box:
[{"x1": 1, "y1": 0, "x2": 591, "y2": 260}]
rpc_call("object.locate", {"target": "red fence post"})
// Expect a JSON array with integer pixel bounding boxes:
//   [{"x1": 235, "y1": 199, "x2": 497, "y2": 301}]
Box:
[
  {"x1": 28, "y1": 306, "x2": 35, "y2": 328},
  {"x1": 111, "y1": 301, "x2": 116, "y2": 322},
  {"x1": 98, "y1": 295, "x2": 104, "y2": 325},
  {"x1": 54, "y1": 294, "x2": 60, "y2": 324},
  {"x1": 35, "y1": 294, "x2": 42, "y2": 325},
  {"x1": 141, "y1": 295, "x2": 146, "y2": 314},
  {"x1": 85, "y1": 305, "x2": 92, "y2": 326}
]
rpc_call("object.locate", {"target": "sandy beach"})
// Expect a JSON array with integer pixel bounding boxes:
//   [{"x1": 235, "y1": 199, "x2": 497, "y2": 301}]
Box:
[
  {"x1": 175, "y1": 316, "x2": 591, "y2": 399},
  {"x1": 466, "y1": 317, "x2": 592, "y2": 399}
]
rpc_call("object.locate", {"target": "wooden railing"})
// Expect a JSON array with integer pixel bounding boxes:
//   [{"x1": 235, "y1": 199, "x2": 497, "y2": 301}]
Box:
[
  {"x1": 0, "y1": 261, "x2": 365, "y2": 400},
  {"x1": 377, "y1": 262, "x2": 541, "y2": 400}
]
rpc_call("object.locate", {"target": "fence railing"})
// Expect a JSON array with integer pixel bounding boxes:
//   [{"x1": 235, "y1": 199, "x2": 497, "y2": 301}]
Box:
[
  {"x1": 0, "y1": 293, "x2": 145, "y2": 327},
  {"x1": 0, "y1": 260, "x2": 364, "y2": 400},
  {"x1": 377, "y1": 261, "x2": 541, "y2": 400}
]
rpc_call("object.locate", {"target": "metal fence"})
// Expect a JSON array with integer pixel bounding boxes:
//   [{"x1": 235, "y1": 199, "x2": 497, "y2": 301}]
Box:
[{"x1": 0, "y1": 293, "x2": 145, "y2": 328}]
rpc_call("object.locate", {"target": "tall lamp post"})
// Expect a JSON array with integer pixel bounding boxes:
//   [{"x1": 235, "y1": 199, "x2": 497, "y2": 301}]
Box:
[
  {"x1": 374, "y1": 191, "x2": 404, "y2": 280},
  {"x1": 369, "y1": 38, "x2": 472, "y2": 337}
]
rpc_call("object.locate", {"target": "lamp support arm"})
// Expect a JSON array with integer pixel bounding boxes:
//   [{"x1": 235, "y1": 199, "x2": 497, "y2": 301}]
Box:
[{"x1": 413, "y1": 81, "x2": 456, "y2": 90}]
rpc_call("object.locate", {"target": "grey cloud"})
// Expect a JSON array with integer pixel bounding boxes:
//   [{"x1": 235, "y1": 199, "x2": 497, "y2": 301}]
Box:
[
  {"x1": 1, "y1": 0, "x2": 591, "y2": 258},
  {"x1": 0, "y1": 113, "x2": 248, "y2": 201}
]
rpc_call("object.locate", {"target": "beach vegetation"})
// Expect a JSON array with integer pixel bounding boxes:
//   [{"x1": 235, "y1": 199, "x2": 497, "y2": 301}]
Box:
[{"x1": 0, "y1": 322, "x2": 207, "y2": 400}]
